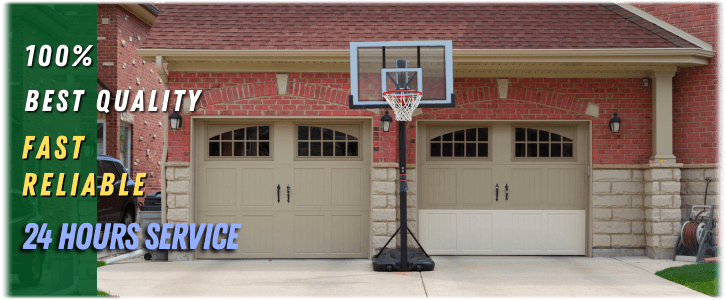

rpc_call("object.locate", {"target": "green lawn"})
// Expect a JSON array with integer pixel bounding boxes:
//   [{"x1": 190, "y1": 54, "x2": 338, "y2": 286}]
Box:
[{"x1": 656, "y1": 263, "x2": 719, "y2": 297}]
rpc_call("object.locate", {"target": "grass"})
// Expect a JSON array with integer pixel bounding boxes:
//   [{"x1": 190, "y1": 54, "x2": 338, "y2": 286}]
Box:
[
  {"x1": 97, "y1": 261, "x2": 107, "y2": 268},
  {"x1": 656, "y1": 262, "x2": 718, "y2": 297}
]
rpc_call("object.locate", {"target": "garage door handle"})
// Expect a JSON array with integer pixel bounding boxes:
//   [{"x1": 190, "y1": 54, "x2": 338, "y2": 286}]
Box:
[
  {"x1": 277, "y1": 184, "x2": 280, "y2": 203},
  {"x1": 495, "y1": 184, "x2": 499, "y2": 201},
  {"x1": 287, "y1": 184, "x2": 290, "y2": 203},
  {"x1": 505, "y1": 184, "x2": 509, "y2": 201}
]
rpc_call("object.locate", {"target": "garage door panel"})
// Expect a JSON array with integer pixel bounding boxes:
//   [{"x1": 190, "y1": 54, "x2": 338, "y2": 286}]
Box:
[
  {"x1": 546, "y1": 213, "x2": 580, "y2": 251},
  {"x1": 546, "y1": 167, "x2": 584, "y2": 208},
  {"x1": 331, "y1": 215, "x2": 364, "y2": 254},
  {"x1": 422, "y1": 168, "x2": 457, "y2": 207},
  {"x1": 462, "y1": 169, "x2": 494, "y2": 207},
  {"x1": 418, "y1": 123, "x2": 588, "y2": 256},
  {"x1": 420, "y1": 210, "x2": 585, "y2": 255},
  {"x1": 509, "y1": 168, "x2": 542, "y2": 207},
  {"x1": 420, "y1": 212, "x2": 457, "y2": 253},
  {"x1": 331, "y1": 168, "x2": 362, "y2": 207},
  {"x1": 202, "y1": 168, "x2": 237, "y2": 207},
  {"x1": 241, "y1": 215, "x2": 275, "y2": 254},
  {"x1": 241, "y1": 168, "x2": 275, "y2": 207},
  {"x1": 196, "y1": 121, "x2": 370, "y2": 259},
  {"x1": 293, "y1": 215, "x2": 327, "y2": 255},
  {"x1": 293, "y1": 168, "x2": 327, "y2": 207},
  {"x1": 459, "y1": 212, "x2": 494, "y2": 253},
  {"x1": 509, "y1": 213, "x2": 543, "y2": 252}
]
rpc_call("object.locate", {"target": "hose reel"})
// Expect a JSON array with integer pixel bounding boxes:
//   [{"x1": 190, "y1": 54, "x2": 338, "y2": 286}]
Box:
[
  {"x1": 680, "y1": 209, "x2": 708, "y2": 251},
  {"x1": 674, "y1": 177, "x2": 717, "y2": 262}
]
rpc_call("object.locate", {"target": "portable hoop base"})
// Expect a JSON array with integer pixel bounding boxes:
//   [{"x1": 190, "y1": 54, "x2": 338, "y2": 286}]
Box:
[{"x1": 372, "y1": 248, "x2": 435, "y2": 272}]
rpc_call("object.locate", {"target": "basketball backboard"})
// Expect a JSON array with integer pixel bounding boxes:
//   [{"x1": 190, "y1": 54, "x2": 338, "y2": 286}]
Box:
[{"x1": 349, "y1": 40, "x2": 454, "y2": 109}]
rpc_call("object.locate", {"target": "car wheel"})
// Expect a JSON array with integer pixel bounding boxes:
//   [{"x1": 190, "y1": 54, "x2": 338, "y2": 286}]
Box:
[
  {"x1": 18, "y1": 254, "x2": 43, "y2": 287},
  {"x1": 122, "y1": 209, "x2": 134, "y2": 227},
  {"x1": 122, "y1": 209, "x2": 134, "y2": 241}
]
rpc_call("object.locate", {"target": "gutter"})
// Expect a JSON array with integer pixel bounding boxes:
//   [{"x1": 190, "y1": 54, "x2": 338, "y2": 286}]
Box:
[
  {"x1": 137, "y1": 48, "x2": 714, "y2": 65},
  {"x1": 158, "y1": 56, "x2": 168, "y2": 224}
]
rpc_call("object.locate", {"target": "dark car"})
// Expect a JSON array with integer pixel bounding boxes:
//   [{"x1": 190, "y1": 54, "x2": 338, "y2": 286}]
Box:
[{"x1": 97, "y1": 155, "x2": 138, "y2": 226}]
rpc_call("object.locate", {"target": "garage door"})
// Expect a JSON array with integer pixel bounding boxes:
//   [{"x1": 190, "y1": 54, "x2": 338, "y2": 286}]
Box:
[
  {"x1": 195, "y1": 121, "x2": 370, "y2": 258},
  {"x1": 418, "y1": 123, "x2": 587, "y2": 255}
]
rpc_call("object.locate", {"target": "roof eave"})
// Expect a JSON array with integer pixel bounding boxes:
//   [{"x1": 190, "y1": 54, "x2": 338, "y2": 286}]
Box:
[
  {"x1": 120, "y1": 4, "x2": 157, "y2": 26},
  {"x1": 138, "y1": 48, "x2": 714, "y2": 66},
  {"x1": 616, "y1": 3, "x2": 713, "y2": 51}
]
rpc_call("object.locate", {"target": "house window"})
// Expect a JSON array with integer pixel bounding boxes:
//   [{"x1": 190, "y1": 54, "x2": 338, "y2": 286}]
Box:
[
  {"x1": 514, "y1": 127, "x2": 574, "y2": 158},
  {"x1": 208, "y1": 126, "x2": 270, "y2": 157},
  {"x1": 296, "y1": 126, "x2": 359, "y2": 157},
  {"x1": 97, "y1": 120, "x2": 106, "y2": 155},
  {"x1": 120, "y1": 124, "x2": 132, "y2": 167},
  {"x1": 430, "y1": 128, "x2": 489, "y2": 158}
]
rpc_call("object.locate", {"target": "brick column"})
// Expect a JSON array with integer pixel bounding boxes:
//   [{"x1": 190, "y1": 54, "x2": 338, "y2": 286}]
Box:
[
  {"x1": 644, "y1": 164, "x2": 683, "y2": 259},
  {"x1": 592, "y1": 168, "x2": 646, "y2": 257},
  {"x1": 165, "y1": 162, "x2": 191, "y2": 261},
  {"x1": 370, "y1": 164, "x2": 420, "y2": 254},
  {"x1": 371, "y1": 166, "x2": 398, "y2": 254}
]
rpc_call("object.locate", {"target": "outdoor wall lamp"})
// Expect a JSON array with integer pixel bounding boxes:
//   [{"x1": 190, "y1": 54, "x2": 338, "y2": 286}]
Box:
[
  {"x1": 169, "y1": 111, "x2": 183, "y2": 130},
  {"x1": 609, "y1": 112, "x2": 622, "y2": 133},
  {"x1": 380, "y1": 110, "x2": 393, "y2": 132}
]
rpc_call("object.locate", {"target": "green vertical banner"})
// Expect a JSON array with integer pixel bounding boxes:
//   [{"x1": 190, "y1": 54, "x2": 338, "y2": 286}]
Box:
[{"x1": 8, "y1": 4, "x2": 97, "y2": 296}]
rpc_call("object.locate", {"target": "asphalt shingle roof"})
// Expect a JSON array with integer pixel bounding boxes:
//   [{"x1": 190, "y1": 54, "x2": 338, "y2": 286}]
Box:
[{"x1": 143, "y1": 4, "x2": 697, "y2": 50}]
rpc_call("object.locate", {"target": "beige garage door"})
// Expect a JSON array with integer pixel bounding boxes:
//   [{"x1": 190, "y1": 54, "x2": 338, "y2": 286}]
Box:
[
  {"x1": 195, "y1": 120, "x2": 370, "y2": 258},
  {"x1": 418, "y1": 123, "x2": 588, "y2": 255}
]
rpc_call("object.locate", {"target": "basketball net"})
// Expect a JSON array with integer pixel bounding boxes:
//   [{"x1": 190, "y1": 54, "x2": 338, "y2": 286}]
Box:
[{"x1": 382, "y1": 90, "x2": 423, "y2": 122}]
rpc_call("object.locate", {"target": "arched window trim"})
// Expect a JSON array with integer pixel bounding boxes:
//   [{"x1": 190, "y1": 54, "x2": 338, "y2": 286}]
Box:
[
  {"x1": 296, "y1": 125, "x2": 360, "y2": 158},
  {"x1": 208, "y1": 125, "x2": 271, "y2": 158},
  {"x1": 513, "y1": 127, "x2": 574, "y2": 159},
  {"x1": 429, "y1": 127, "x2": 490, "y2": 159}
]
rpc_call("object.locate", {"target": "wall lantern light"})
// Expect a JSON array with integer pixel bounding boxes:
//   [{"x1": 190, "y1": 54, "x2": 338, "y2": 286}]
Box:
[
  {"x1": 169, "y1": 111, "x2": 183, "y2": 130},
  {"x1": 380, "y1": 110, "x2": 393, "y2": 132},
  {"x1": 609, "y1": 112, "x2": 622, "y2": 133}
]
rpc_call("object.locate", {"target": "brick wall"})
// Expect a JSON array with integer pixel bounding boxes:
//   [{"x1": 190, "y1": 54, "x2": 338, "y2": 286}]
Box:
[
  {"x1": 97, "y1": 4, "x2": 165, "y2": 197},
  {"x1": 632, "y1": 4, "x2": 718, "y2": 165},
  {"x1": 168, "y1": 73, "x2": 654, "y2": 166},
  {"x1": 632, "y1": 3, "x2": 719, "y2": 256}
]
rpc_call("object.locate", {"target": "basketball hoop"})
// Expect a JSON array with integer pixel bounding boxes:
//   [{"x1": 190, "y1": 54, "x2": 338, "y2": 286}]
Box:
[{"x1": 382, "y1": 90, "x2": 423, "y2": 122}]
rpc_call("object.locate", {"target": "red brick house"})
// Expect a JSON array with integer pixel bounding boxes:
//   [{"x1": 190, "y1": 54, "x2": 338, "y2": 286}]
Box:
[
  {"x1": 138, "y1": 4, "x2": 718, "y2": 261},
  {"x1": 97, "y1": 4, "x2": 165, "y2": 196}
]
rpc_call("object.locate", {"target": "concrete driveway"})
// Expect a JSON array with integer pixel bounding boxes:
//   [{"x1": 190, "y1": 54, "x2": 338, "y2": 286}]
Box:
[{"x1": 97, "y1": 256, "x2": 707, "y2": 297}]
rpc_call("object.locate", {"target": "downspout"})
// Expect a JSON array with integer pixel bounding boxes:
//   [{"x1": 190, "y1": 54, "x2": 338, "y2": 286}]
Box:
[{"x1": 157, "y1": 55, "x2": 169, "y2": 223}]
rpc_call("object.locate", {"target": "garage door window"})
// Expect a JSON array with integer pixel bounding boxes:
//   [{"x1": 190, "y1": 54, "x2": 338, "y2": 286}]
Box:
[
  {"x1": 297, "y1": 126, "x2": 359, "y2": 157},
  {"x1": 208, "y1": 126, "x2": 270, "y2": 157},
  {"x1": 514, "y1": 127, "x2": 573, "y2": 158},
  {"x1": 430, "y1": 127, "x2": 489, "y2": 158}
]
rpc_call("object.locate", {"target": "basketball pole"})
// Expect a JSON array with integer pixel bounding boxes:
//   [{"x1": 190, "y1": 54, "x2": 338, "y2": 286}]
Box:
[
  {"x1": 394, "y1": 59, "x2": 410, "y2": 270},
  {"x1": 398, "y1": 118, "x2": 408, "y2": 270}
]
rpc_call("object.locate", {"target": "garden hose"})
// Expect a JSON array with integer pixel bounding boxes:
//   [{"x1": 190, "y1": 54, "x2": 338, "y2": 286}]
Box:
[{"x1": 681, "y1": 210, "x2": 707, "y2": 251}]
